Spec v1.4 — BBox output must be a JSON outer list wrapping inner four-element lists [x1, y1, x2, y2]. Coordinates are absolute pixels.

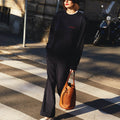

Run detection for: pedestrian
[[40, 0, 86, 120]]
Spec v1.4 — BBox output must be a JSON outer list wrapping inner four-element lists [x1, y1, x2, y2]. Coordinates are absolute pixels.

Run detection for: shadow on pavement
[[0, 31, 39, 47], [24, 46, 120, 79], [54, 96, 120, 120]]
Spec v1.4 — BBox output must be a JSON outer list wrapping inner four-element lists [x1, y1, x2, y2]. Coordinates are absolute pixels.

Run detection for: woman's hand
[[70, 69, 75, 79], [70, 69, 75, 73]]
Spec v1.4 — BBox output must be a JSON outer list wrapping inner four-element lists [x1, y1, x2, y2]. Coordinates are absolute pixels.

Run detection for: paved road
[[0, 31, 120, 119], [0, 54, 120, 120]]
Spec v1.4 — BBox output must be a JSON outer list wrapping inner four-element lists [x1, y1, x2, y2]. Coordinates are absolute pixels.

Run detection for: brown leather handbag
[[59, 70, 76, 110]]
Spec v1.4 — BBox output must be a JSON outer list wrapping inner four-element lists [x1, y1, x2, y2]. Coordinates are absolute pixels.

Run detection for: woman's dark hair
[[63, 0, 80, 5], [72, 0, 80, 5], [63, 0, 80, 10]]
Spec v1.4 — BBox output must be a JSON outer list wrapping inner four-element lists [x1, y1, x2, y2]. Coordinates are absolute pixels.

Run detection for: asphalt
[[0, 31, 120, 89]]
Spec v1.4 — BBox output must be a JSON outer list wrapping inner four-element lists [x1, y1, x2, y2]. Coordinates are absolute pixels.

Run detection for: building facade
[[0, 0, 119, 42], [0, 0, 24, 34]]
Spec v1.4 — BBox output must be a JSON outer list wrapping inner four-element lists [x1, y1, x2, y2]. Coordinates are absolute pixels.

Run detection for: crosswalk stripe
[[0, 103, 37, 120], [0, 57, 47, 79], [0, 72, 120, 120], [90, 75, 120, 90], [0, 57, 119, 104], [0, 72, 44, 101], [1, 62, 120, 117]]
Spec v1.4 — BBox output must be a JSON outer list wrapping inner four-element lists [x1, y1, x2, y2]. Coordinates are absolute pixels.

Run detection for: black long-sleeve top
[[46, 10, 86, 70]]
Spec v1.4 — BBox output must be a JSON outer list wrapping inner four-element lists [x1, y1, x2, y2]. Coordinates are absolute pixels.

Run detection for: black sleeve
[[70, 16, 87, 70], [47, 14, 58, 44], [46, 11, 62, 49]]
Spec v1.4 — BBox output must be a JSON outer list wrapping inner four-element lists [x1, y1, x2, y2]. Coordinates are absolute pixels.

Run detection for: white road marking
[[0, 58, 47, 79], [0, 72, 120, 120], [90, 75, 120, 90], [0, 103, 37, 120], [0, 57, 119, 104]]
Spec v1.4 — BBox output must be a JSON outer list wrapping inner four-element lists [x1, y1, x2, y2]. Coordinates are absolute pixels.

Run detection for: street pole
[[56, 0, 60, 13], [23, 0, 27, 47]]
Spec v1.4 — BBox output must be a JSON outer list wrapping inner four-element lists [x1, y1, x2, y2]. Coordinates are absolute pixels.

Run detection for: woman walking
[[40, 0, 86, 120]]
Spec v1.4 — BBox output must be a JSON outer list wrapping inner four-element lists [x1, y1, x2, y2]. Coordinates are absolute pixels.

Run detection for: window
[[0, 6, 10, 25]]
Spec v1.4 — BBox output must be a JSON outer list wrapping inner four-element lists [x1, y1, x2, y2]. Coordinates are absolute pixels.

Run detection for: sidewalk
[[0, 32, 120, 89]]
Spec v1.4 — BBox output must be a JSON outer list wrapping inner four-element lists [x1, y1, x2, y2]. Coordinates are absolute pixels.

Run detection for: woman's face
[[64, 0, 74, 9]]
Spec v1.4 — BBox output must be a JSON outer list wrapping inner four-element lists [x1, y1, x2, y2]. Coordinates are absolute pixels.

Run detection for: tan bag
[[59, 70, 76, 110]]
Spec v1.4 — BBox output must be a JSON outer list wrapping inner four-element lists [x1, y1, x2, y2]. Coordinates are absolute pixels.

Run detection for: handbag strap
[[65, 70, 75, 87]]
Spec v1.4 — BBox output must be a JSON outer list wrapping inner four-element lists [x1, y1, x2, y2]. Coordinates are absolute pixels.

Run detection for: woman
[[40, 0, 86, 120]]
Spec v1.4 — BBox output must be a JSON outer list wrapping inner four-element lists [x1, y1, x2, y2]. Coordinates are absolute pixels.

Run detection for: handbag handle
[[65, 70, 75, 87]]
